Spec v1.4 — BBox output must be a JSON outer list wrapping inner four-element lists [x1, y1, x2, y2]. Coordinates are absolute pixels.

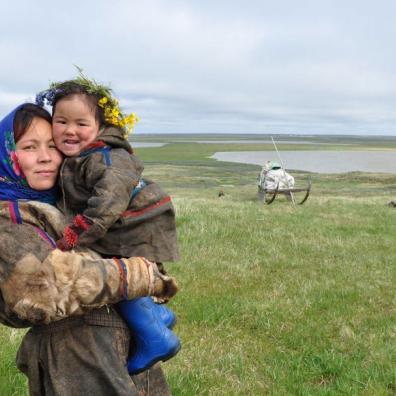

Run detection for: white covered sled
[[257, 161, 311, 205]]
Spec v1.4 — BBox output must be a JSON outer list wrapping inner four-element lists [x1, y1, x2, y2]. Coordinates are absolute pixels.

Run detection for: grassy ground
[[1, 138, 396, 395]]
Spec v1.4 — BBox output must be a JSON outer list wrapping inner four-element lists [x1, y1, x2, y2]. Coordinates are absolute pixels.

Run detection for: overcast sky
[[1, 1, 396, 135]]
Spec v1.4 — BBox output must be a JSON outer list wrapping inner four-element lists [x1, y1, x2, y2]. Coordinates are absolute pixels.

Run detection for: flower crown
[[36, 68, 138, 138]]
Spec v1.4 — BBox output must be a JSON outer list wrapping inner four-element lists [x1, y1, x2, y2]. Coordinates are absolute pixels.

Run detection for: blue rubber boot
[[131, 297, 176, 328], [153, 301, 177, 329], [117, 297, 181, 374]]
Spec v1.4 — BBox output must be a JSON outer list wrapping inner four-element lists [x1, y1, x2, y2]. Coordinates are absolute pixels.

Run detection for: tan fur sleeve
[[2, 250, 177, 324]]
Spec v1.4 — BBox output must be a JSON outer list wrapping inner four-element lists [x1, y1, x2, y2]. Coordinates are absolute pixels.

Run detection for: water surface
[[211, 150, 396, 173], [130, 142, 166, 148], [191, 140, 320, 144]]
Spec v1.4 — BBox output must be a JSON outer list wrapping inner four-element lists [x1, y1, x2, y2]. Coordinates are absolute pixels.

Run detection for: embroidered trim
[[121, 196, 171, 218], [79, 144, 112, 166], [8, 200, 22, 224], [119, 258, 129, 298], [113, 258, 129, 299], [32, 226, 57, 249], [131, 179, 147, 199], [81, 140, 107, 151], [102, 148, 112, 166], [7, 200, 56, 249], [142, 257, 155, 295]]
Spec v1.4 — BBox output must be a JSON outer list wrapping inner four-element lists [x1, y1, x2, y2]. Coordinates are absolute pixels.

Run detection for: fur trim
[[73, 214, 92, 231]]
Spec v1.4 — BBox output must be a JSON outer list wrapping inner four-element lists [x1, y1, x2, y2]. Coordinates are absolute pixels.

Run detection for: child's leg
[[117, 297, 181, 374]]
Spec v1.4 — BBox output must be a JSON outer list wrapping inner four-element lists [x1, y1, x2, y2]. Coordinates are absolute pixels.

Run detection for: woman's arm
[[0, 224, 177, 325], [2, 250, 177, 325]]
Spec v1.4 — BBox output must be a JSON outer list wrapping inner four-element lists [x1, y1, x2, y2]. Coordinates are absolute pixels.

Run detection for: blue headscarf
[[0, 104, 59, 204]]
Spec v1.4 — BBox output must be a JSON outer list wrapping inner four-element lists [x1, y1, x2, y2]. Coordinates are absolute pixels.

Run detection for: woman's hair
[[13, 104, 52, 143], [52, 82, 106, 127]]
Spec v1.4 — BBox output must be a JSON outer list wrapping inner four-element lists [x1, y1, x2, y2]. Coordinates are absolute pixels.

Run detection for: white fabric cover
[[258, 168, 295, 190]]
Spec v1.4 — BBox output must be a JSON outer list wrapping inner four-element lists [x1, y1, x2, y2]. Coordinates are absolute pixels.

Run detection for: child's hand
[[57, 215, 94, 250]]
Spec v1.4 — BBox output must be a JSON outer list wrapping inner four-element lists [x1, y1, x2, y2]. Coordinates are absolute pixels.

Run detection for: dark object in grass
[[218, 190, 225, 197], [388, 200, 396, 207]]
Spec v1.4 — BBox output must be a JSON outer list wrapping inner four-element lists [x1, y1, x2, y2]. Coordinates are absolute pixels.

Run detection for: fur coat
[[0, 200, 177, 325], [57, 127, 180, 262]]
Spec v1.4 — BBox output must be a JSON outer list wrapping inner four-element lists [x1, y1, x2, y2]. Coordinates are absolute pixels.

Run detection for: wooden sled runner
[[258, 178, 312, 205]]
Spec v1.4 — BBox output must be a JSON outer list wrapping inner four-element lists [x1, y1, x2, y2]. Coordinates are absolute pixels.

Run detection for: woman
[[0, 103, 174, 395]]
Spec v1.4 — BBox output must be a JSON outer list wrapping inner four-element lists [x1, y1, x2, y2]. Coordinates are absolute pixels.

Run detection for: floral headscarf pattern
[[0, 104, 59, 203]]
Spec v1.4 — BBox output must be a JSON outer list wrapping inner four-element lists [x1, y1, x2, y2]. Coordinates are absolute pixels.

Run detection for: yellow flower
[[98, 95, 138, 138], [98, 97, 108, 107]]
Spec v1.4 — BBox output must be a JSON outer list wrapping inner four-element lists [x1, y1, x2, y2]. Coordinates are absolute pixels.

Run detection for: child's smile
[[52, 95, 100, 156]]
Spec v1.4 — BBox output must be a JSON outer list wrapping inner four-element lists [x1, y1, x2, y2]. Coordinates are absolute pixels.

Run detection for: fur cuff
[[73, 214, 92, 231]]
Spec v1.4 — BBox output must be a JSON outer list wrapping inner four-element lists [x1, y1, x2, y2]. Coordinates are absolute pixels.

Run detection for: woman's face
[[15, 117, 62, 190]]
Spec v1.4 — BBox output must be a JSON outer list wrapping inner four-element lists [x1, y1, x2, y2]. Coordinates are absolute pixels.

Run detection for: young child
[[36, 72, 180, 374]]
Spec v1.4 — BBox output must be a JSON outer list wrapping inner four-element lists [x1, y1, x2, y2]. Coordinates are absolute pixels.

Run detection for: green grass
[[165, 194, 396, 395], [0, 328, 27, 396], [1, 137, 396, 395]]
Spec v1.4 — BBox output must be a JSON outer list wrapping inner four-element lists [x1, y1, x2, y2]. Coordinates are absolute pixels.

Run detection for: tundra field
[[1, 135, 396, 395]]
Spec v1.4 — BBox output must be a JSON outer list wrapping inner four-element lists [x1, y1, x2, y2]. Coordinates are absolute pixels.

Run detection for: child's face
[[52, 95, 100, 156]]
